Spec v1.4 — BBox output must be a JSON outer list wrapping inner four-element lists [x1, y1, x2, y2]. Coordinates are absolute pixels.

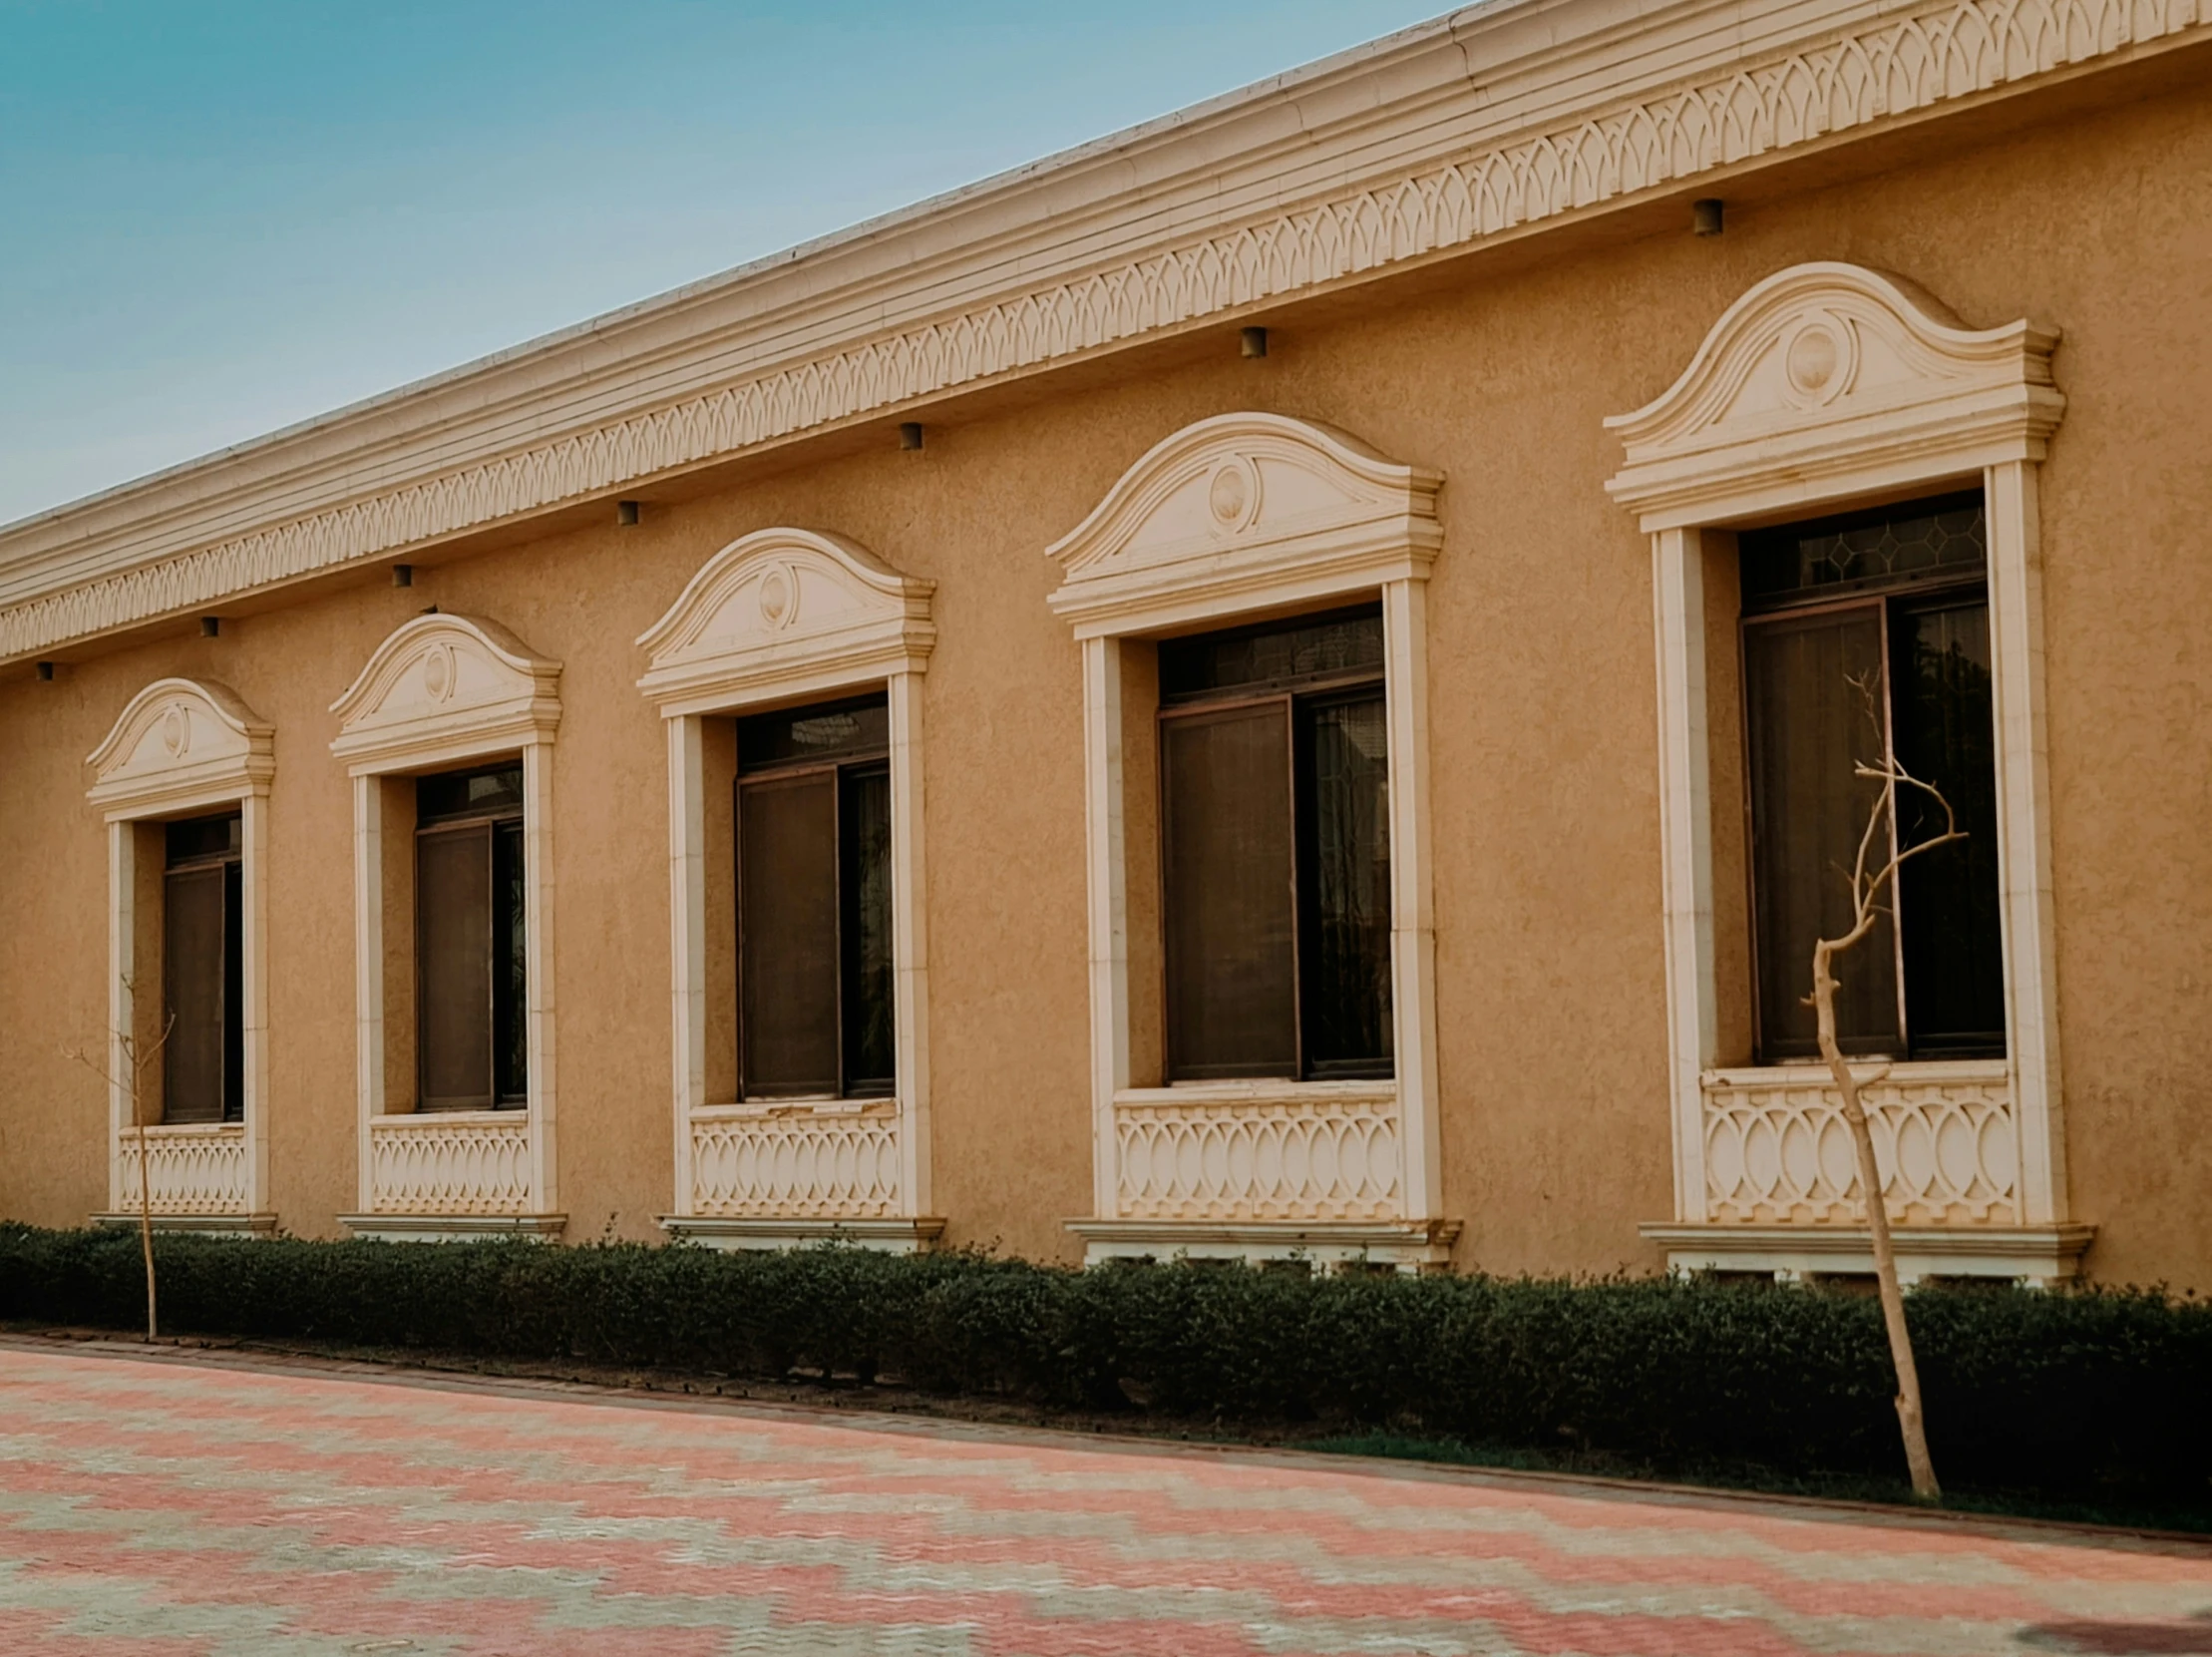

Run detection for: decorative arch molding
[[1607, 261, 2064, 529], [86, 677, 276, 1230], [641, 529, 939, 1253], [1050, 413, 1454, 1269], [1605, 262, 2084, 1283], [330, 613, 561, 772], [89, 677, 274, 818], [637, 527, 934, 715], [1046, 411, 1442, 637], [331, 613, 564, 1241]]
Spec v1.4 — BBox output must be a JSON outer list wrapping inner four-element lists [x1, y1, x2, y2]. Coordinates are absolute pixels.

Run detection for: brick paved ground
[[1, 1340, 2208, 1656]]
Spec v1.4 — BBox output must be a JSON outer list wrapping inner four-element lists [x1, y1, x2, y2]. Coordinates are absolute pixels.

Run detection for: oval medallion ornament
[[161, 704, 190, 758], [1206, 457, 1262, 535], [1781, 316, 1854, 408], [759, 568, 794, 629], [422, 643, 453, 701]]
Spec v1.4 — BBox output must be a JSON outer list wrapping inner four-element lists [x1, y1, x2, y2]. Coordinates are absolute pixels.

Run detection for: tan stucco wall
[[3, 75, 2207, 1285]]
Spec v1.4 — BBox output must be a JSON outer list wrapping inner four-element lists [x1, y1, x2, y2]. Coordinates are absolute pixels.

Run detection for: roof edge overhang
[[5, 0, 2204, 664]]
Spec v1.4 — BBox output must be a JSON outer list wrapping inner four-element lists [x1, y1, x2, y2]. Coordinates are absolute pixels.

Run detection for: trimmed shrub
[[3, 1222, 2206, 1506]]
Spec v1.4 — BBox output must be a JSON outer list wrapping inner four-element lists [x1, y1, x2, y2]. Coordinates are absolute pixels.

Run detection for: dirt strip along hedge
[[4, 1223, 2207, 1504]]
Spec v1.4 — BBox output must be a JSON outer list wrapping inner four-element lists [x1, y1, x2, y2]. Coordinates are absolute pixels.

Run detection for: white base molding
[[1067, 1218, 1460, 1272], [92, 1211, 277, 1238], [1641, 1222, 2095, 1286], [658, 1215, 944, 1253], [338, 1212, 567, 1243]]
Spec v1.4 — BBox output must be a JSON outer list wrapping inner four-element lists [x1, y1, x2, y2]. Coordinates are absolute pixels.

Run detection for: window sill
[[371, 1108, 532, 1127], [1118, 1077, 1396, 1109], [1702, 1058, 2008, 1089], [695, 1097, 899, 1120]]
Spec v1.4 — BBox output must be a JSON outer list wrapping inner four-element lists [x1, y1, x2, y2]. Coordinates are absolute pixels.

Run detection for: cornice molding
[[4, 0, 2200, 662], [330, 613, 561, 774], [87, 676, 275, 819], [637, 526, 934, 716]]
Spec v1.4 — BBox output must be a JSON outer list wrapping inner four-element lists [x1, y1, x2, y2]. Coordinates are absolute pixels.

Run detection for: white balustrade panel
[[1702, 1065, 2019, 1226], [690, 1103, 903, 1218], [116, 1123, 248, 1214], [1115, 1087, 1402, 1222], [369, 1112, 533, 1215]]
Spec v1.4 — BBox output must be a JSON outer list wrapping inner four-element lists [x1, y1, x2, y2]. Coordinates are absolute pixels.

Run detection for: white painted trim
[[1652, 527, 1716, 1223], [1607, 262, 2076, 1257], [666, 713, 706, 1219], [338, 1213, 566, 1243], [1080, 633, 1129, 1224], [1067, 1218, 1460, 1272], [8, 0, 2201, 664], [638, 526, 935, 1232], [1050, 412, 1447, 1262], [658, 1215, 945, 1254], [334, 613, 563, 1231], [88, 678, 275, 1222], [1641, 1222, 2093, 1287]]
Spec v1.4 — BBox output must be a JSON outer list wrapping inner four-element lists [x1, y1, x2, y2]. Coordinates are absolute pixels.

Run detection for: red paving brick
[[1, 1340, 2207, 1655]]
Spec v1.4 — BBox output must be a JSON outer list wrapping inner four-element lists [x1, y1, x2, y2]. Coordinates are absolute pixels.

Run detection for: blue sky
[[0, 2, 1442, 527]]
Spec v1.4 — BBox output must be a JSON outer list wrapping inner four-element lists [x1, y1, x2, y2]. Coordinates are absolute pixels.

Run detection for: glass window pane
[[740, 772, 841, 1096], [165, 811, 240, 865], [1740, 493, 1986, 610], [1744, 609, 1902, 1059], [1160, 608, 1383, 702], [162, 865, 228, 1124], [1163, 702, 1297, 1078], [417, 824, 493, 1109], [840, 763, 897, 1094], [1893, 600, 2007, 1055], [738, 694, 889, 773], [1299, 694, 1394, 1074], [417, 763, 523, 823], [492, 821, 529, 1104]]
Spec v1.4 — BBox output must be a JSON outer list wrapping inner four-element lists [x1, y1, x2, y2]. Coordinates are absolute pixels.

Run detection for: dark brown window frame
[[161, 810, 243, 1125], [414, 762, 528, 1112], [733, 694, 896, 1101], [1736, 493, 2006, 1065], [1156, 607, 1394, 1084]]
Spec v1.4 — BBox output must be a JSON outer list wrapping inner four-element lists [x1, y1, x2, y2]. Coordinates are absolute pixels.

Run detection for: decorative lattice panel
[[369, 1114, 533, 1215], [690, 1105, 903, 1219], [117, 1123, 249, 1215], [1702, 1069, 2019, 1225], [1115, 1090, 1402, 1222]]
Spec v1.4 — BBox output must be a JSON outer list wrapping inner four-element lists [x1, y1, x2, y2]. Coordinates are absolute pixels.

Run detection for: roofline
[[4, 0, 2200, 661]]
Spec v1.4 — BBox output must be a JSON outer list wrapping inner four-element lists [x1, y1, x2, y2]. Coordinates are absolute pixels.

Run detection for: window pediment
[[88, 677, 274, 817], [636, 528, 934, 715], [330, 614, 561, 771], [1046, 412, 1442, 637], [1606, 262, 2063, 530]]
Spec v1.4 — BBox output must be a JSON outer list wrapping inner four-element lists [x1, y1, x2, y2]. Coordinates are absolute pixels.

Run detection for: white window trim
[[1045, 411, 1455, 1270], [1606, 260, 2086, 1283], [85, 678, 276, 1231], [637, 526, 939, 1252], [327, 613, 563, 1239]]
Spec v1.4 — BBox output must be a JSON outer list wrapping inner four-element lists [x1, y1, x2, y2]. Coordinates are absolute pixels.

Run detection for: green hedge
[[4, 1223, 2207, 1507]]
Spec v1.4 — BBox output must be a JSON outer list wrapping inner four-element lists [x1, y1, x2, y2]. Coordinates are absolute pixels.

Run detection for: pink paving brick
[[1, 1340, 2208, 1656]]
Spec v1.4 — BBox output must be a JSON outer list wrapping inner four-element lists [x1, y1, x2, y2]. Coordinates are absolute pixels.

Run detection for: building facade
[[3, 0, 2207, 1288]]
